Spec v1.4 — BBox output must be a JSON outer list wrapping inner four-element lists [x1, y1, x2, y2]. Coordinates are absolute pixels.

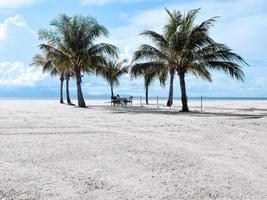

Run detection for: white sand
[[0, 99, 266, 200]]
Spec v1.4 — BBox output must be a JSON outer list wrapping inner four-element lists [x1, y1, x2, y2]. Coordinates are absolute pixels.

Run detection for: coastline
[[1, 97, 267, 100]]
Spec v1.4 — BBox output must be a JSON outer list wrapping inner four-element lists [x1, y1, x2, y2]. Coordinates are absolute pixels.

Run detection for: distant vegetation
[[33, 9, 247, 111]]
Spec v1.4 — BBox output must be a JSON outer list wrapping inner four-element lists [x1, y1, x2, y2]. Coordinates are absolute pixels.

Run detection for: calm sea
[[0, 97, 267, 101]]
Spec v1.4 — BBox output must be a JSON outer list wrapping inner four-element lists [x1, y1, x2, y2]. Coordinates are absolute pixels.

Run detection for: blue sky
[[0, 0, 266, 98]]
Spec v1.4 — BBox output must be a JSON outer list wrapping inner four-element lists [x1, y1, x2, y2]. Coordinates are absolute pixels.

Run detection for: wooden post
[[201, 96, 203, 112]]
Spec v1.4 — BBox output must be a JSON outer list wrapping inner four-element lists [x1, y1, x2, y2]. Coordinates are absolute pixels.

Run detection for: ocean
[[0, 97, 267, 101]]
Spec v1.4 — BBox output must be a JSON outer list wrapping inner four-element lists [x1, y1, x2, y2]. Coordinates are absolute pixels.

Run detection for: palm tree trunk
[[145, 84, 149, 105], [167, 70, 175, 107], [60, 74, 64, 104], [75, 70, 86, 108], [178, 72, 189, 112], [66, 74, 72, 105], [110, 83, 114, 97]]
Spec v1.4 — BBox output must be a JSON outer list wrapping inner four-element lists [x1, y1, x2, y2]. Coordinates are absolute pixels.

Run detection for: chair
[[125, 96, 133, 106], [111, 96, 121, 106]]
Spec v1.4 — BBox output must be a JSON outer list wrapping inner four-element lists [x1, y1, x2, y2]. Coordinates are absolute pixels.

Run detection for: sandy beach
[[0, 100, 266, 200]]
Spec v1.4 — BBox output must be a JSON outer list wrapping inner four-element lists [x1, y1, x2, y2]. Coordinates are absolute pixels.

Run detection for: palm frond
[[188, 63, 212, 82], [141, 30, 168, 49], [205, 61, 245, 81], [98, 59, 128, 87], [131, 62, 166, 77], [132, 44, 168, 62], [88, 43, 118, 58], [164, 8, 182, 40]]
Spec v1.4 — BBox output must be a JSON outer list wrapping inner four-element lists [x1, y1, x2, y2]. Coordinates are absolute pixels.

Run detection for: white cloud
[[81, 0, 146, 6], [105, 0, 267, 64], [0, 61, 45, 86], [104, 0, 267, 96], [0, 0, 38, 8], [0, 15, 27, 41], [108, 0, 267, 62]]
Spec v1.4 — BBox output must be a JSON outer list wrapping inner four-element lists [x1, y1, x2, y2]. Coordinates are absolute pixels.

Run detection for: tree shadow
[[92, 105, 266, 119], [237, 108, 267, 112]]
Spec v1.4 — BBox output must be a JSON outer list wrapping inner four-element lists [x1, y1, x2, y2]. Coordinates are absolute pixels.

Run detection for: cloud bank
[[0, 61, 44, 87], [0, 15, 27, 41], [0, 0, 39, 8], [109, 0, 267, 62], [80, 0, 147, 6]]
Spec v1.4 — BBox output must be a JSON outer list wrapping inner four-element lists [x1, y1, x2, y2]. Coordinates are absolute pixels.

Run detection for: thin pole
[[201, 96, 203, 112]]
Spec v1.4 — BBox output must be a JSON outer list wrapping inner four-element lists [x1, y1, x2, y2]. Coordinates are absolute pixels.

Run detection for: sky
[[0, 0, 266, 98]]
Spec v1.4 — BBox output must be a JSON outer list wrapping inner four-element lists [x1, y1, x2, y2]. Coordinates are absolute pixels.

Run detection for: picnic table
[[111, 96, 133, 106]]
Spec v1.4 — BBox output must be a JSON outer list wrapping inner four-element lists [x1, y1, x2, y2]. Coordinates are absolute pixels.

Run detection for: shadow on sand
[[86, 104, 267, 120]]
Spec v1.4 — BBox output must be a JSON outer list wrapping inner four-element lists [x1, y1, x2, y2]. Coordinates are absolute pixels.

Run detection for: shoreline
[[1, 97, 267, 101]]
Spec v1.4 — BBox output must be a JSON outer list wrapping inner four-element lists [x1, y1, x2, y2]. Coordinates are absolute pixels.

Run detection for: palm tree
[[32, 53, 67, 104], [38, 14, 118, 107], [132, 9, 247, 112], [98, 59, 128, 97], [131, 65, 167, 105], [132, 42, 174, 107], [166, 69, 175, 107], [65, 71, 74, 105]]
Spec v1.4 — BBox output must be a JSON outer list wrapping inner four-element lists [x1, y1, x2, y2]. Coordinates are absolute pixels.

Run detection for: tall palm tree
[[132, 42, 174, 107], [166, 69, 175, 107], [32, 53, 67, 104], [131, 65, 167, 105], [98, 60, 128, 97], [132, 9, 247, 112], [65, 71, 74, 105], [38, 14, 118, 107]]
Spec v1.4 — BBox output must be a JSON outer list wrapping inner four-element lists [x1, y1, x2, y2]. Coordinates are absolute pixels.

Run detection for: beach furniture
[[125, 96, 133, 106], [111, 96, 121, 106], [111, 96, 133, 106]]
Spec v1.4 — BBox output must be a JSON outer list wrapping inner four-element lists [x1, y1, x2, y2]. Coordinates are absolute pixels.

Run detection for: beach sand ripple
[[0, 100, 266, 200]]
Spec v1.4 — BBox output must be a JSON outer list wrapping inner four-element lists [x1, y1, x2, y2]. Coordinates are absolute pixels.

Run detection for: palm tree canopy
[[132, 8, 248, 82], [32, 54, 57, 76], [99, 59, 128, 87], [37, 14, 118, 74], [31, 40, 71, 77], [32, 50, 68, 78], [131, 62, 167, 87]]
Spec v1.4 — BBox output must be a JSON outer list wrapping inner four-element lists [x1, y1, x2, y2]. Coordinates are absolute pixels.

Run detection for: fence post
[[201, 96, 203, 112]]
